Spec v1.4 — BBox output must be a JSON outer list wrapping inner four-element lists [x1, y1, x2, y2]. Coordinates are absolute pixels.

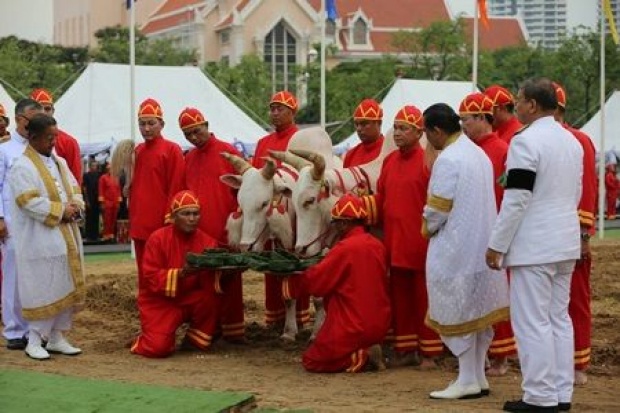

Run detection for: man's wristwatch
[[580, 232, 591, 241]]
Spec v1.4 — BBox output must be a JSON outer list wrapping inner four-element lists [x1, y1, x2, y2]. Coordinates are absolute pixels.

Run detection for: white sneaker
[[46, 337, 82, 356], [25, 343, 51, 360], [429, 381, 482, 400]]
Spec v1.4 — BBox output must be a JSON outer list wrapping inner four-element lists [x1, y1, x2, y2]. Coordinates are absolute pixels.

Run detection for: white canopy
[[335, 78, 478, 153], [581, 91, 620, 153], [55, 63, 267, 154], [0, 83, 16, 121]]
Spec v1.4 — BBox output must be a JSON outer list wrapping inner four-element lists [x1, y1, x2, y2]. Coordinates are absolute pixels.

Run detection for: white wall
[[0, 0, 54, 43]]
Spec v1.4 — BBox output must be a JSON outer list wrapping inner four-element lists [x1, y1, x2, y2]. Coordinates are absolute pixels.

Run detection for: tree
[[91, 26, 196, 66]]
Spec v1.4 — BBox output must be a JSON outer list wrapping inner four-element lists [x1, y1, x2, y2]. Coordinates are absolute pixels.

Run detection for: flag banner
[[326, 0, 338, 22], [604, 0, 619, 45], [478, 0, 490, 28]]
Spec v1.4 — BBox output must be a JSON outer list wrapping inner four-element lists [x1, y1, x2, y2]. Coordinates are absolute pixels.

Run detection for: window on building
[[221, 56, 230, 66], [353, 18, 367, 45], [264, 20, 297, 94], [221, 30, 230, 45], [326, 19, 336, 36]]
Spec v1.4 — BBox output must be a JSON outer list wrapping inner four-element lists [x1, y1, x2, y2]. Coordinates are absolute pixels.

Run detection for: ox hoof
[[280, 332, 296, 342]]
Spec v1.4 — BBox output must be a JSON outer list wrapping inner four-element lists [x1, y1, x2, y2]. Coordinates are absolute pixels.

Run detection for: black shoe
[[6, 336, 28, 350], [558, 403, 571, 411], [503, 399, 559, 412]]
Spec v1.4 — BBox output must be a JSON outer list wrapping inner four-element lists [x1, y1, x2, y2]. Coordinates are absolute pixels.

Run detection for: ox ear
[[220, 174, 243, 189]]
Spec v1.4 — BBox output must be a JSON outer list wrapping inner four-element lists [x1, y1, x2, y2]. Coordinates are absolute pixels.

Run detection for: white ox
[[220, 127, 338, 341]]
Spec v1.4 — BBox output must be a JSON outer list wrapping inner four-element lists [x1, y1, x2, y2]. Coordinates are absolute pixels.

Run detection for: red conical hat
[[394, 105, 424, 129], [552, 82, 567, 108], [30, 88, 54, 105], [459, 93, 494, 116], [270, 91, 298, 112], [484, 85, 515, 107], [139, 98, 163, 119], [331, 194, 368, 220], [178, 107, 207, 130], [353, 99, 383, 120], [170, 190, 201, 215]]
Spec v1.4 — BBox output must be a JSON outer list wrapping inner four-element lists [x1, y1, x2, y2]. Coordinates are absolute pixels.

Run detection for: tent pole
[[598, 0, 606, 239]]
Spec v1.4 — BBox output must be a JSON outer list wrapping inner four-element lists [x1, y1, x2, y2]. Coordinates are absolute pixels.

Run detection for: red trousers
[[569, 257, 591, 370], [489, 269, 517, 359], [606, 192, 618, 218], [131, 289, 220, 358], [133, 238, 146, 288], [101, 205, 119, 239], [304, 347, 369, 373], [264, 273, 310, 326], [389, 267, 443, 357], [216, 270, 245, 340]]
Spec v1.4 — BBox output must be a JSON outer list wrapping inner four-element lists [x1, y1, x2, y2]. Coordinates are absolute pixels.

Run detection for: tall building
[[597, 0, 620, 38], [489, 0, 597, 49]]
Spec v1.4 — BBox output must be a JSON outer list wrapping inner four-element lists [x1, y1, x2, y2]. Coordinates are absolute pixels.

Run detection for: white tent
[[334, 78, 478, 153], [0, 83, 16, 121], [55, 63, 267, 154], [581, 91, 620, 153]]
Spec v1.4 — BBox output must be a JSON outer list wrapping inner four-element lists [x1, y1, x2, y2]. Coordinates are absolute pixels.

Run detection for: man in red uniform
[[553, 83, 598, 386], [484, 85, 523, 146], [301, 194, 391, 373], [98, 163, 121, 242], [252, 91, 309, 327], [180, 107, 245, 342], [343, 99, 385, 167], [459, 93, 516, 376], [605, 165, 618, 220], [130, 98, 185, 285], [131, 190, 220, 358], [29, 88, 82, 185], [362, 105, 443, 368]]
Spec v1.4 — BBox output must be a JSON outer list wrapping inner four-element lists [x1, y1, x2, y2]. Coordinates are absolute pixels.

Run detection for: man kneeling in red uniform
[[301, 194, 391, 373], [131, 190, 220, 358]]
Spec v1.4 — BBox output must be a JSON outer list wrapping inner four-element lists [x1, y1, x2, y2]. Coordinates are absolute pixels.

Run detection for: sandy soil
[[2, 241, 620, 412]]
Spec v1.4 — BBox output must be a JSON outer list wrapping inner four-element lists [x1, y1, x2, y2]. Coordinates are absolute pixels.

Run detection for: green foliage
[[204, 54, 272, 126], [91, 25, 196, 66]]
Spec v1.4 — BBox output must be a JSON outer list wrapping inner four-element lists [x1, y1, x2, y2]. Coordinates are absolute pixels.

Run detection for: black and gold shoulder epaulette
[[512, 124, 530, 137]]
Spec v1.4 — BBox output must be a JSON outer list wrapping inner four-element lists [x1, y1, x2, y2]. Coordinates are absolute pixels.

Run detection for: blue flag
[[326, 0, 338, 21], [126, 0, 137, 9]]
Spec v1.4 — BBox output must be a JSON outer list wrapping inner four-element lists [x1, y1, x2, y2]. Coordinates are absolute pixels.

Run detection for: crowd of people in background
[[0, 76, 619, 413]]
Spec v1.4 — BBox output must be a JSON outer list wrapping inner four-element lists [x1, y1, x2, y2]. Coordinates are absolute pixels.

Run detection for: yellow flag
[[604, 0, 619, 44]]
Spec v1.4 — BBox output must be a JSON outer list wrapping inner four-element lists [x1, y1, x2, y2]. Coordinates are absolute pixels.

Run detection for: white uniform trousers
[[442, 328, 493, 387], [1, 240, 28, 340], [511, 261, 575, 407], [29, 307, 73, 340]]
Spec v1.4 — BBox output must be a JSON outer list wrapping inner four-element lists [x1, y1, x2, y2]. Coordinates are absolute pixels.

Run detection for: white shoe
[[46, 337, 82, 355], [25, 343, 51, 360], [429, 381, 482, 400]]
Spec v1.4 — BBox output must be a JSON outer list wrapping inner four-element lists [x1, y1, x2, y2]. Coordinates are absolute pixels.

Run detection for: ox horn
[[221, 152, 251, 175], [290, 149, 325, 180], [261, 157, 277, 180], [269, 150, 310, 171]]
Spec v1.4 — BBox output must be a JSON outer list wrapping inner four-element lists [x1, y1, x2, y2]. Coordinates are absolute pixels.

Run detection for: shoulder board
[[512, 124, 530, 137], [0, 135, 10, 144]]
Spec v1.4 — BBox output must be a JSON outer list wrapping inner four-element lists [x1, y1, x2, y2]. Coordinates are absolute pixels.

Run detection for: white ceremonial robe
[[8, 145, 85, 321], [0, 130, 29, 340], [423, 134, 509, 336], [488, 115, 583, 407]]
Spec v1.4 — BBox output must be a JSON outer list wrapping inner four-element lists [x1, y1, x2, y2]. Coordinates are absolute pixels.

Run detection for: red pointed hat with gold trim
[[484, 85, 515, 107], [394, 105, 423, 129], [270, 91, 298, 112], [459, 93, 494, 116], [170, 190, 201, 215], [552, 82, 567, 108], [30, 88, 54, 105], [139, 98, 164, 119], [331, 194, 368, 220], [178, 107, 207, 130], [353, 99, 383, 120]]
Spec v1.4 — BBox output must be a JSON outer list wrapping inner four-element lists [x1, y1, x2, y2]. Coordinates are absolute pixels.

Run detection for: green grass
[[84, 252, 133, 263], [593, 229, 620, 240]]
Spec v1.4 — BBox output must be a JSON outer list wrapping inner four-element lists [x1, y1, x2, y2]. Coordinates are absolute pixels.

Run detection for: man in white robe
[[487, 78, 583, 412], [422, 103, 510, 400], [8, 113, 85, 360], [0, 99, 43, 350]]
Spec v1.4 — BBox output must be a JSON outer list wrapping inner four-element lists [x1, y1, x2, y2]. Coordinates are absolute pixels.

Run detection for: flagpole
[[472, 0, 479, 92], [130, 0, 136, 143], [320, 0, 326, 129], [598, 0, 606, 238]]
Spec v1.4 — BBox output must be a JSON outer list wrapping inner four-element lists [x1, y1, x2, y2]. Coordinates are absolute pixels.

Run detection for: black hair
[[483, 114, 494, 125], [15, 98, 42, 116], [423, 103, 461, 135], [26, 113, 57, 139], [520, 78, 558, 111]]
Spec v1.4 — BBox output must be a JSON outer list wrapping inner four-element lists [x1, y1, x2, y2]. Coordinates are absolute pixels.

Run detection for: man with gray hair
[[0, 98, 43, 350], [487, 78, 583, 412]]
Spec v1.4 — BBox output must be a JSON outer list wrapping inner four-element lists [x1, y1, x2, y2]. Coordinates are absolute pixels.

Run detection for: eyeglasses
[[17, 114, 31, 122]]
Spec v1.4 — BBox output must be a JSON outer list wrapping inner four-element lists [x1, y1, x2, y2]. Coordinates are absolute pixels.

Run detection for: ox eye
[[260, 201, 269, 210], [303, 197, 316, 208]]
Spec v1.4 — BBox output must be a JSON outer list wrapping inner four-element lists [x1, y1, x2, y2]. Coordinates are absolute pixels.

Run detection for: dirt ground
[[3, 241, 620, 412]]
